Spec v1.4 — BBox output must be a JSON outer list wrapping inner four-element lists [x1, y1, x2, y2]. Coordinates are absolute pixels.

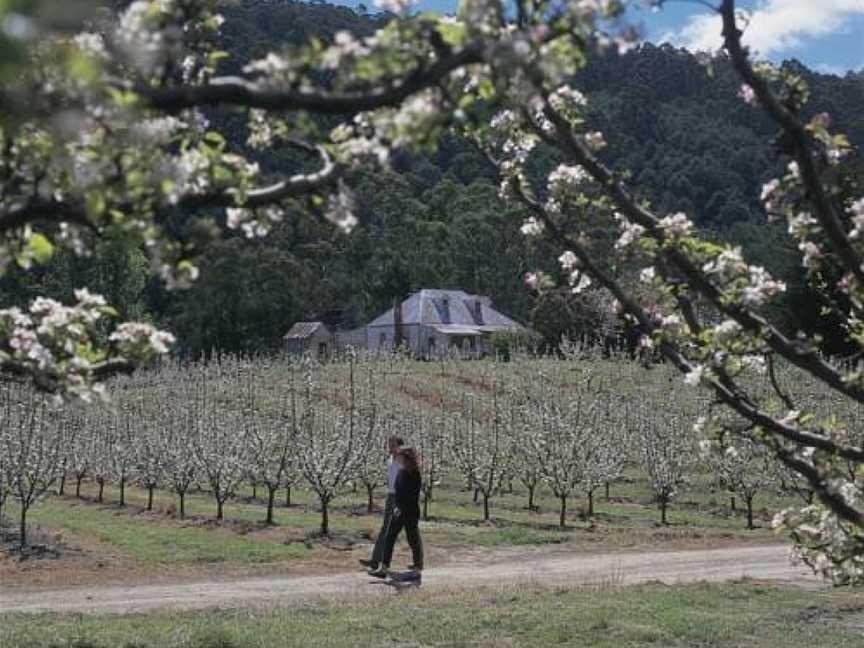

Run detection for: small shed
[[283, 321, 333, 359]]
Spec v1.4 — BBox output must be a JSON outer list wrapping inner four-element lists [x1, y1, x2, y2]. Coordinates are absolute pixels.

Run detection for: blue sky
[[331, 1, 864, 74]]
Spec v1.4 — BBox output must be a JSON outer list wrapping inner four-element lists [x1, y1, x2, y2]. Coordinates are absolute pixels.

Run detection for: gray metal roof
[[367, 289, 523, 331], [284, 321, 328, 340]]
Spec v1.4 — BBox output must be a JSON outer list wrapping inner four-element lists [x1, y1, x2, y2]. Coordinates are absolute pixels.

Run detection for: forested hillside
[[2, 1, 861, 354]]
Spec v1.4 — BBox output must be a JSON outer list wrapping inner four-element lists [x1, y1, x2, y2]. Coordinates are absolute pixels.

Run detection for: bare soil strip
[[0, 544, 820, 616]]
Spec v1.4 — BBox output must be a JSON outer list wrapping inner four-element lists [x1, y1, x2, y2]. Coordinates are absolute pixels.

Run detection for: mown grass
[[1, 459, 792, 572], [2, 582, 863, 647]]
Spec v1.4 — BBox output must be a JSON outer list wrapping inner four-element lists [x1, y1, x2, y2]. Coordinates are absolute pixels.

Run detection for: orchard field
[[0, 347, 840, 587]]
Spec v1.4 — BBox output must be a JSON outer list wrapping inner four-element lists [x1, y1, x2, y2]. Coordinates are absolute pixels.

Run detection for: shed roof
[[284, 321, 329, 340]]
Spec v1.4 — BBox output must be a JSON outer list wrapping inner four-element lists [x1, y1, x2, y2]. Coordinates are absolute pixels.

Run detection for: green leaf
[[27, 232, 54, 264]]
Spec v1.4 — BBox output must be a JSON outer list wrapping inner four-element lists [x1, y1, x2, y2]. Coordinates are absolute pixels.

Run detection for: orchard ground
[[0, 357, 840, 646]]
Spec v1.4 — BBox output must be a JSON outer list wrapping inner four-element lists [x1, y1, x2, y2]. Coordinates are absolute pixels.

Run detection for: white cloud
[[665, 0, 864, 58]]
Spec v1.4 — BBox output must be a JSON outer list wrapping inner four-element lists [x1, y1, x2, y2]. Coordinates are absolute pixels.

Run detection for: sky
[[330, 0, 864, 75]]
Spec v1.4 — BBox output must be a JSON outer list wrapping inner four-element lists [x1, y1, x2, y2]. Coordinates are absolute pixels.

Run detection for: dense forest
[[2, 1, 862, 355]]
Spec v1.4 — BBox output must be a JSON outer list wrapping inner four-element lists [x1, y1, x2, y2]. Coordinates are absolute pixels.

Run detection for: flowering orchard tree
[[295, 358, 367, 536], [634, 409, 693, 525], [700, 431, 775, 529], [582, 396, 629, 517], [0, 387, 65, 549], [2, 0, 863, 578], [452, 380, 511, 522]]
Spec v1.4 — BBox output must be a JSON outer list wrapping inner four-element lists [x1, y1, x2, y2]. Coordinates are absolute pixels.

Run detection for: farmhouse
[[364, 289, 524, 356]]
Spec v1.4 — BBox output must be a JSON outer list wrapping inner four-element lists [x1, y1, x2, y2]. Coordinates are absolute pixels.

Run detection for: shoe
[[368, 567, 389, 579], [358, 559, 378, 569]]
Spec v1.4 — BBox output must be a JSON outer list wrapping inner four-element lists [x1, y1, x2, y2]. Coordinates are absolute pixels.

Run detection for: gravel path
[[0, 544, 820, 616]]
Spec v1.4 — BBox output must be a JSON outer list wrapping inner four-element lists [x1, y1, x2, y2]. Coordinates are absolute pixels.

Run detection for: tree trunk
[[266, 486, 277, 525], [746, 495, 754, 530], [252, 482, 257, 500], [119, 477, 126, 507], [473, 487, 480, 503], [660, 498, 668, 525], [19, 505, 28, 551], [605, 482, 610, 500], [75, 475, 83, 499], [527, 485, 535, 511], [366, 485, 375, 513], [179, 491, 186, 519], [587, 489, 594, 517], [285, 485, 292, 508], [482, 492, 490, 521], [422, 495, 429, 521], [58, 473, 66, 496], [97, 479, 104, 503], [320, 498, 330, 536], [730, 495, 736, 512], [216, 498, 224, 521], [147, 485, 154, 511], [559, 495, 567, 529]]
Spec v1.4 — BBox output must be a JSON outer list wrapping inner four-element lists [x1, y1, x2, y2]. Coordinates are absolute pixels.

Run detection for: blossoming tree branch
[[0, 0, 862, 579]]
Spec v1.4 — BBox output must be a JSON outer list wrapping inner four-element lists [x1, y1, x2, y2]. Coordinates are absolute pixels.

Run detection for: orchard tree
[[635, 409, 693, 525], [1, 0, 862, 581], [0, 388, 65, 549]]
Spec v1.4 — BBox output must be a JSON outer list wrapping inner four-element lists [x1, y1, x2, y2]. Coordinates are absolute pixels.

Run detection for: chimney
[[393, 296, 404, 349], [441, 296, 450, 324], [473, 299, 484, 325]]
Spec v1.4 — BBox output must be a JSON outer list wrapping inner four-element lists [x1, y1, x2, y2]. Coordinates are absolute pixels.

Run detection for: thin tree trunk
[[473, 487, 479, 504], [527, 485, 535, 511], [75, 476, 83, 499], [422, 494, 429, 521], [660, 498, 668, 525], [746, 495, 754, 530], [730, 495, 736, 512], [179, 491, 186, 519], [559, 495, 567, 529], [482, 492, 490, 521], [216, 498, 224, 521], [587, 489, 594, 517], [119, 478, 126, 507], [366, 485, 374, 513], [320, 498, 330, 536], [266, 486, 277, 525], [252, 482, 257, 500], [147, 485, 154, 511], [285, 485, 292, 507], [58, 473, 66, 497], [19, 505, 28, 551], [97, 479, 104, 503], [605, 482, 610, 500]]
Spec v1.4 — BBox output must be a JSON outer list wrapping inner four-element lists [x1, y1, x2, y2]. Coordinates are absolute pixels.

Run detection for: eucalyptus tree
[[0, 388, 66, 549]]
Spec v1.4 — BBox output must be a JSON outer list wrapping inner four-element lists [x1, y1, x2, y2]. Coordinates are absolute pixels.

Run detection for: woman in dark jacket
[[369, 447, 424, 581]]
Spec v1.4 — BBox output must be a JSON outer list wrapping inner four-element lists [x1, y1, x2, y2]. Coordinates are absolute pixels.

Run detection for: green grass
[[3, 461, 789, 572], [2, 582, 862, 647]]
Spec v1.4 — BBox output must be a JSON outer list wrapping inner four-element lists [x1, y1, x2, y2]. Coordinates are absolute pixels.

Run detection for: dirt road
[[0, 544, 820, 616]]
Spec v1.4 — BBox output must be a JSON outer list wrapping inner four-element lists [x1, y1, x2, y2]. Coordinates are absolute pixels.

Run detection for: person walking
[[369, 447, 424, 582], [359, 435, 404, 571]]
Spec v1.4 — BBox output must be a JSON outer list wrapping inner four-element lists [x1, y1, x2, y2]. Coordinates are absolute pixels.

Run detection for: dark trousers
[[371, 494, 395, 564], [381, 513, 423, 571]]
